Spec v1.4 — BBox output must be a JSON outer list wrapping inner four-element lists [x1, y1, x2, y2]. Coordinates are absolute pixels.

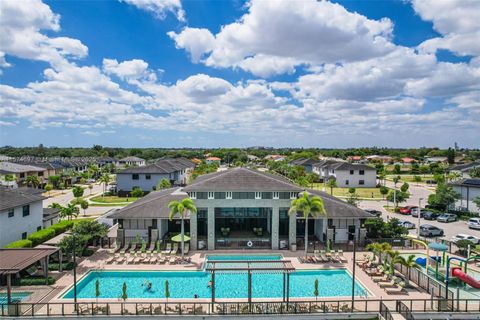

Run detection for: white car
[[400, 221, 416, 229], [450, 234, 480, 244], [468, 218, 480, 230]]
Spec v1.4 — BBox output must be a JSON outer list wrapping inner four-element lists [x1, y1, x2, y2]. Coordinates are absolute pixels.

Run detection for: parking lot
[[358, 182, 480, 242]]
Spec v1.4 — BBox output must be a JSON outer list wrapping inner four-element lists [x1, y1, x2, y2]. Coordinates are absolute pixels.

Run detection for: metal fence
[[398, 301, 413, 320], [379, 301, 393, 320], [2, 299, 480, 317]]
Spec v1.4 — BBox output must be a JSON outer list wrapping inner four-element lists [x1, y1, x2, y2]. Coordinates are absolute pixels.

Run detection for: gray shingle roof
[[329, 162, 376, 171], [0, 188, 45, 211], [451, 178, 480, 188], [449, 161, 480, 172], [109, 188, 186, 219], [117, 158, 195, 174], [290, 158, 320, 166], [306, 189, 373, 218], [184, 167, 303, 192], [0, 162, 45, 174], [118, 156, 145, 162]]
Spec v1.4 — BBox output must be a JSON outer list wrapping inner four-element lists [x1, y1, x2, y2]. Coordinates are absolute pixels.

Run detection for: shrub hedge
[[4, 239, 33, 248], [17, 276, 55, 286], [27, 228, 56, 246], [48, 262, 75, 271], [50, 220, 75, 235]]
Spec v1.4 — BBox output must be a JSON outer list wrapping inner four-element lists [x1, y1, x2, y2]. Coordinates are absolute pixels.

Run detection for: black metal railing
[[398, 301, 413, 320], [379, 301, 393, 320], [1, 299, 479, 317]]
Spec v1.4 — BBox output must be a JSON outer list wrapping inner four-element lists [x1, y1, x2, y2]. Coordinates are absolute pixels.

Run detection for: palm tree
[[25, 175, 40, 188], [99, 174, 111, 197], [366, 242, 392, 264], [387, 250, 402, 276], [289, 192, 326, 257], [326, 178, 337, 195], [397, 254, 420, 287], [60, 203, 79, 220], [168, 198, 197, 257]]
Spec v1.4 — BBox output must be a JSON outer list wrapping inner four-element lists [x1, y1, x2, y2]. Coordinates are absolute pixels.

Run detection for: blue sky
[[1, 0, 479, 148]]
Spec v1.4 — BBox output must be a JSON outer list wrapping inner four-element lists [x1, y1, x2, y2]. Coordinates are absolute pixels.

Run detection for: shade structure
[[171, 234, 191, 242], [428, 242, 448, 252]]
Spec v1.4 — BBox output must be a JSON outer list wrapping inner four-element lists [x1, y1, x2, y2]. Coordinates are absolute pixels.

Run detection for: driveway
[[358, 182, 479, 241]]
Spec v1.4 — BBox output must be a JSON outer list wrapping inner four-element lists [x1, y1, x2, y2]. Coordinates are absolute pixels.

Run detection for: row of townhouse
[[116, 158, 196, 194], [290, 158, 377, 188]]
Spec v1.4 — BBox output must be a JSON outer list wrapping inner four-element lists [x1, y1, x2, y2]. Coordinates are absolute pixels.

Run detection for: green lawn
[[90, 195, 140, 203], [311, 184, 390, 198], [386, 174, 434, 183], [89, 203, 129, 207]]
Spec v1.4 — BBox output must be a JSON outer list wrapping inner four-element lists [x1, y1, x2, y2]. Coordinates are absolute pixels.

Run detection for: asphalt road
[[358, 181, 480, 242], [43, 183, 121, 217]]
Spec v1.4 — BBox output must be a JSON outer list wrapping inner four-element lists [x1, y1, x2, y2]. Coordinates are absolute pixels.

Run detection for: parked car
[[419, 224, 444, 237], [450, 234, 480, 244], [365, 209, 382, 217], [468, 218, 480, 230], [86, 178, 96, 183], [411, 208, 429, 218], [437, 214, 457, 223], [399, 221, 416, 229], [423, 211, 441, 220], [399, 206, 418, 215]]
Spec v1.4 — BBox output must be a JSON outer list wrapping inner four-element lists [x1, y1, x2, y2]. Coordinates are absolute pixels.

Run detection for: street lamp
[[348, 231, 357, 310], [66, 232, 78, 310], [417, 198, 423, 238]]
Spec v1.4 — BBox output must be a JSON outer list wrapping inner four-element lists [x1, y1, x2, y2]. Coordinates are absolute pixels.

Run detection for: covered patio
[[0, 247, 59, 305]]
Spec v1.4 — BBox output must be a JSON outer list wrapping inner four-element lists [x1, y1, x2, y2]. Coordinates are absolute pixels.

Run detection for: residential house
[[110, 167, 371, 251], [264, 154, 286, 162], [313, 161, 376, 188], [289, 158, 320, 173], [425, 156, 449, 164], [451, 179, 480, 214], [0, 188, 45, 248], [116, 158, 195, 194], [205, 157, 221, 165], [448, 161, 480, 179], [0, 162, 47, 187], [43, 207, 60, 228], [116, 156, 146, 168], [400, 157, 416, 165], [365, 155, 393, 164]]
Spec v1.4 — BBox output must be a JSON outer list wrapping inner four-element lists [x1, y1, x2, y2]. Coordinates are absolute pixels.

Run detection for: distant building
[[400, 157, 416, 164], [313, 161, 376, 188], [116, 158, 195, 194], [346, 156, 365, 163], [264, 154, 286, 162], [205, 157, 221, 165], [448, 161, 480, 179], [191, 158, 202, 165], [116, 156, 146, 168], [43, 207, 60, 228], [0, 188, 45, 247], [450, 179, 480, 214], [424, 156, 448, 164], [289, 158, 320, 173], [365, 155, 393, 164], [0, 162, 46, 187]]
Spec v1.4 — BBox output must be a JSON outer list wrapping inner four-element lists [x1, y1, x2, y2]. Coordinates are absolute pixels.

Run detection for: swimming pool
[[62, 269, 369, 300], [0, 292, 31, 310]]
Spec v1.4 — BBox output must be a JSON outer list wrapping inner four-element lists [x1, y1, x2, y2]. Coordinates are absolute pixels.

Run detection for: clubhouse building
[[110, 168, 372, 251]]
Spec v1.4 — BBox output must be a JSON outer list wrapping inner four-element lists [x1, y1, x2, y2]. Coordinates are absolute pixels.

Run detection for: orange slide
[[452, 268, 480, 289]]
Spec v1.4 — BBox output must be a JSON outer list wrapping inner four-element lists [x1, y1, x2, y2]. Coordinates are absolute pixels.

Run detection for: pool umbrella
[[428, 243, 448, 279], [171, 234, 191, 242]]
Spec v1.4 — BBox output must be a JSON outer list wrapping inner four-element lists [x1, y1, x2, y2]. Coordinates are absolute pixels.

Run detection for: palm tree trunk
[[181, 214, 185, 258], [304, 216, 309, 258]]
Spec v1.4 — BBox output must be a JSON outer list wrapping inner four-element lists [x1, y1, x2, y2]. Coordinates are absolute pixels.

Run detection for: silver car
[[468, 218, 480, 230], [419, 224, 444, 237], [437, 214, 457, 223]]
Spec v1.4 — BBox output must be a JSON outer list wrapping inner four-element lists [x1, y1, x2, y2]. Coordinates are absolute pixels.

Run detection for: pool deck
[[40, 249, 434, 304]]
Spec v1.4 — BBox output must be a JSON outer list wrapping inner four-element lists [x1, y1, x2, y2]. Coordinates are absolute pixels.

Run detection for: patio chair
[[116, 253, 126, 264], [157, 253, 166, 264], [119, 242, 130, 254], [105, 253, 116, 264], [337, 250, 348, 263], [171, 243, 179, 255], [385, 285, 407, 295], [184, 243, 190, 255], [162, 243, 172, 255], [378, 279, 396, 288], [146, 242, 155, 253], [126, 254, 135, 264], [128, 243, 138, 253], [372, 275, 389, 282], [149, 254, 157, 264]]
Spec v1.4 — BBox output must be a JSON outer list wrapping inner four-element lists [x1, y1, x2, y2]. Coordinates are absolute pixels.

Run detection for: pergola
[[205, 260, 295, 304], [0, 247, 59, 304]]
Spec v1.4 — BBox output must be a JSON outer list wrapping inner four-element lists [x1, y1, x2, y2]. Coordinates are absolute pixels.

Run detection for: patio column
[[271, 206, 279, 250], [190, 211, 198, 250], [6, 273, 12, 304], [59, 249, 63, 272], [289, 213, 296, 250], [207, 206, 215, 250], [44, 256, 49, 285]]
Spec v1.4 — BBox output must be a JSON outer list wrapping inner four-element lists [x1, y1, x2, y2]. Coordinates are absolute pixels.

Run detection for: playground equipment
[[406, 236, 430, 273], [445, 255, 480, 298]]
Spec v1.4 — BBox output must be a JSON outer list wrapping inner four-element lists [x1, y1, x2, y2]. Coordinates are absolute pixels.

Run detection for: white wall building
[[451, 179, 480, 214], [313, 161, 376, 188], [0, 188, 45, 248], [116, 156, 146, 168]]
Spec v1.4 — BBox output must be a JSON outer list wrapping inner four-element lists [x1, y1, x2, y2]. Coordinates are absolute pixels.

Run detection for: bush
[[4, 239, 33, 248], [82, 248, 96, 257], [50, 220, 75, 235], [130, 187, 144, 198], [17, 276, 55, 286], [27, 228, 56, 246], [48, 262, 75, 271]]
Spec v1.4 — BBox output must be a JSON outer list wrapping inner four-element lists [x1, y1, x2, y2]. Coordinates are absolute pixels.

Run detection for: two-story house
[[0, 162, 47, 187], [116, 158, 195, 194], [0, 188, 45, 247], [116, 156, 146, 168], [110, 167, 371, 252], [313, 161, 376, 188], [451, 179, 480, 214], [289, 158, 321, 173]]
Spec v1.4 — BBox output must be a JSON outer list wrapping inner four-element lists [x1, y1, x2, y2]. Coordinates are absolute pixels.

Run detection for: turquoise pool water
[[207, 254, 282, 261], [63, 269, 369, 299], [0, 292, 31, 310]]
